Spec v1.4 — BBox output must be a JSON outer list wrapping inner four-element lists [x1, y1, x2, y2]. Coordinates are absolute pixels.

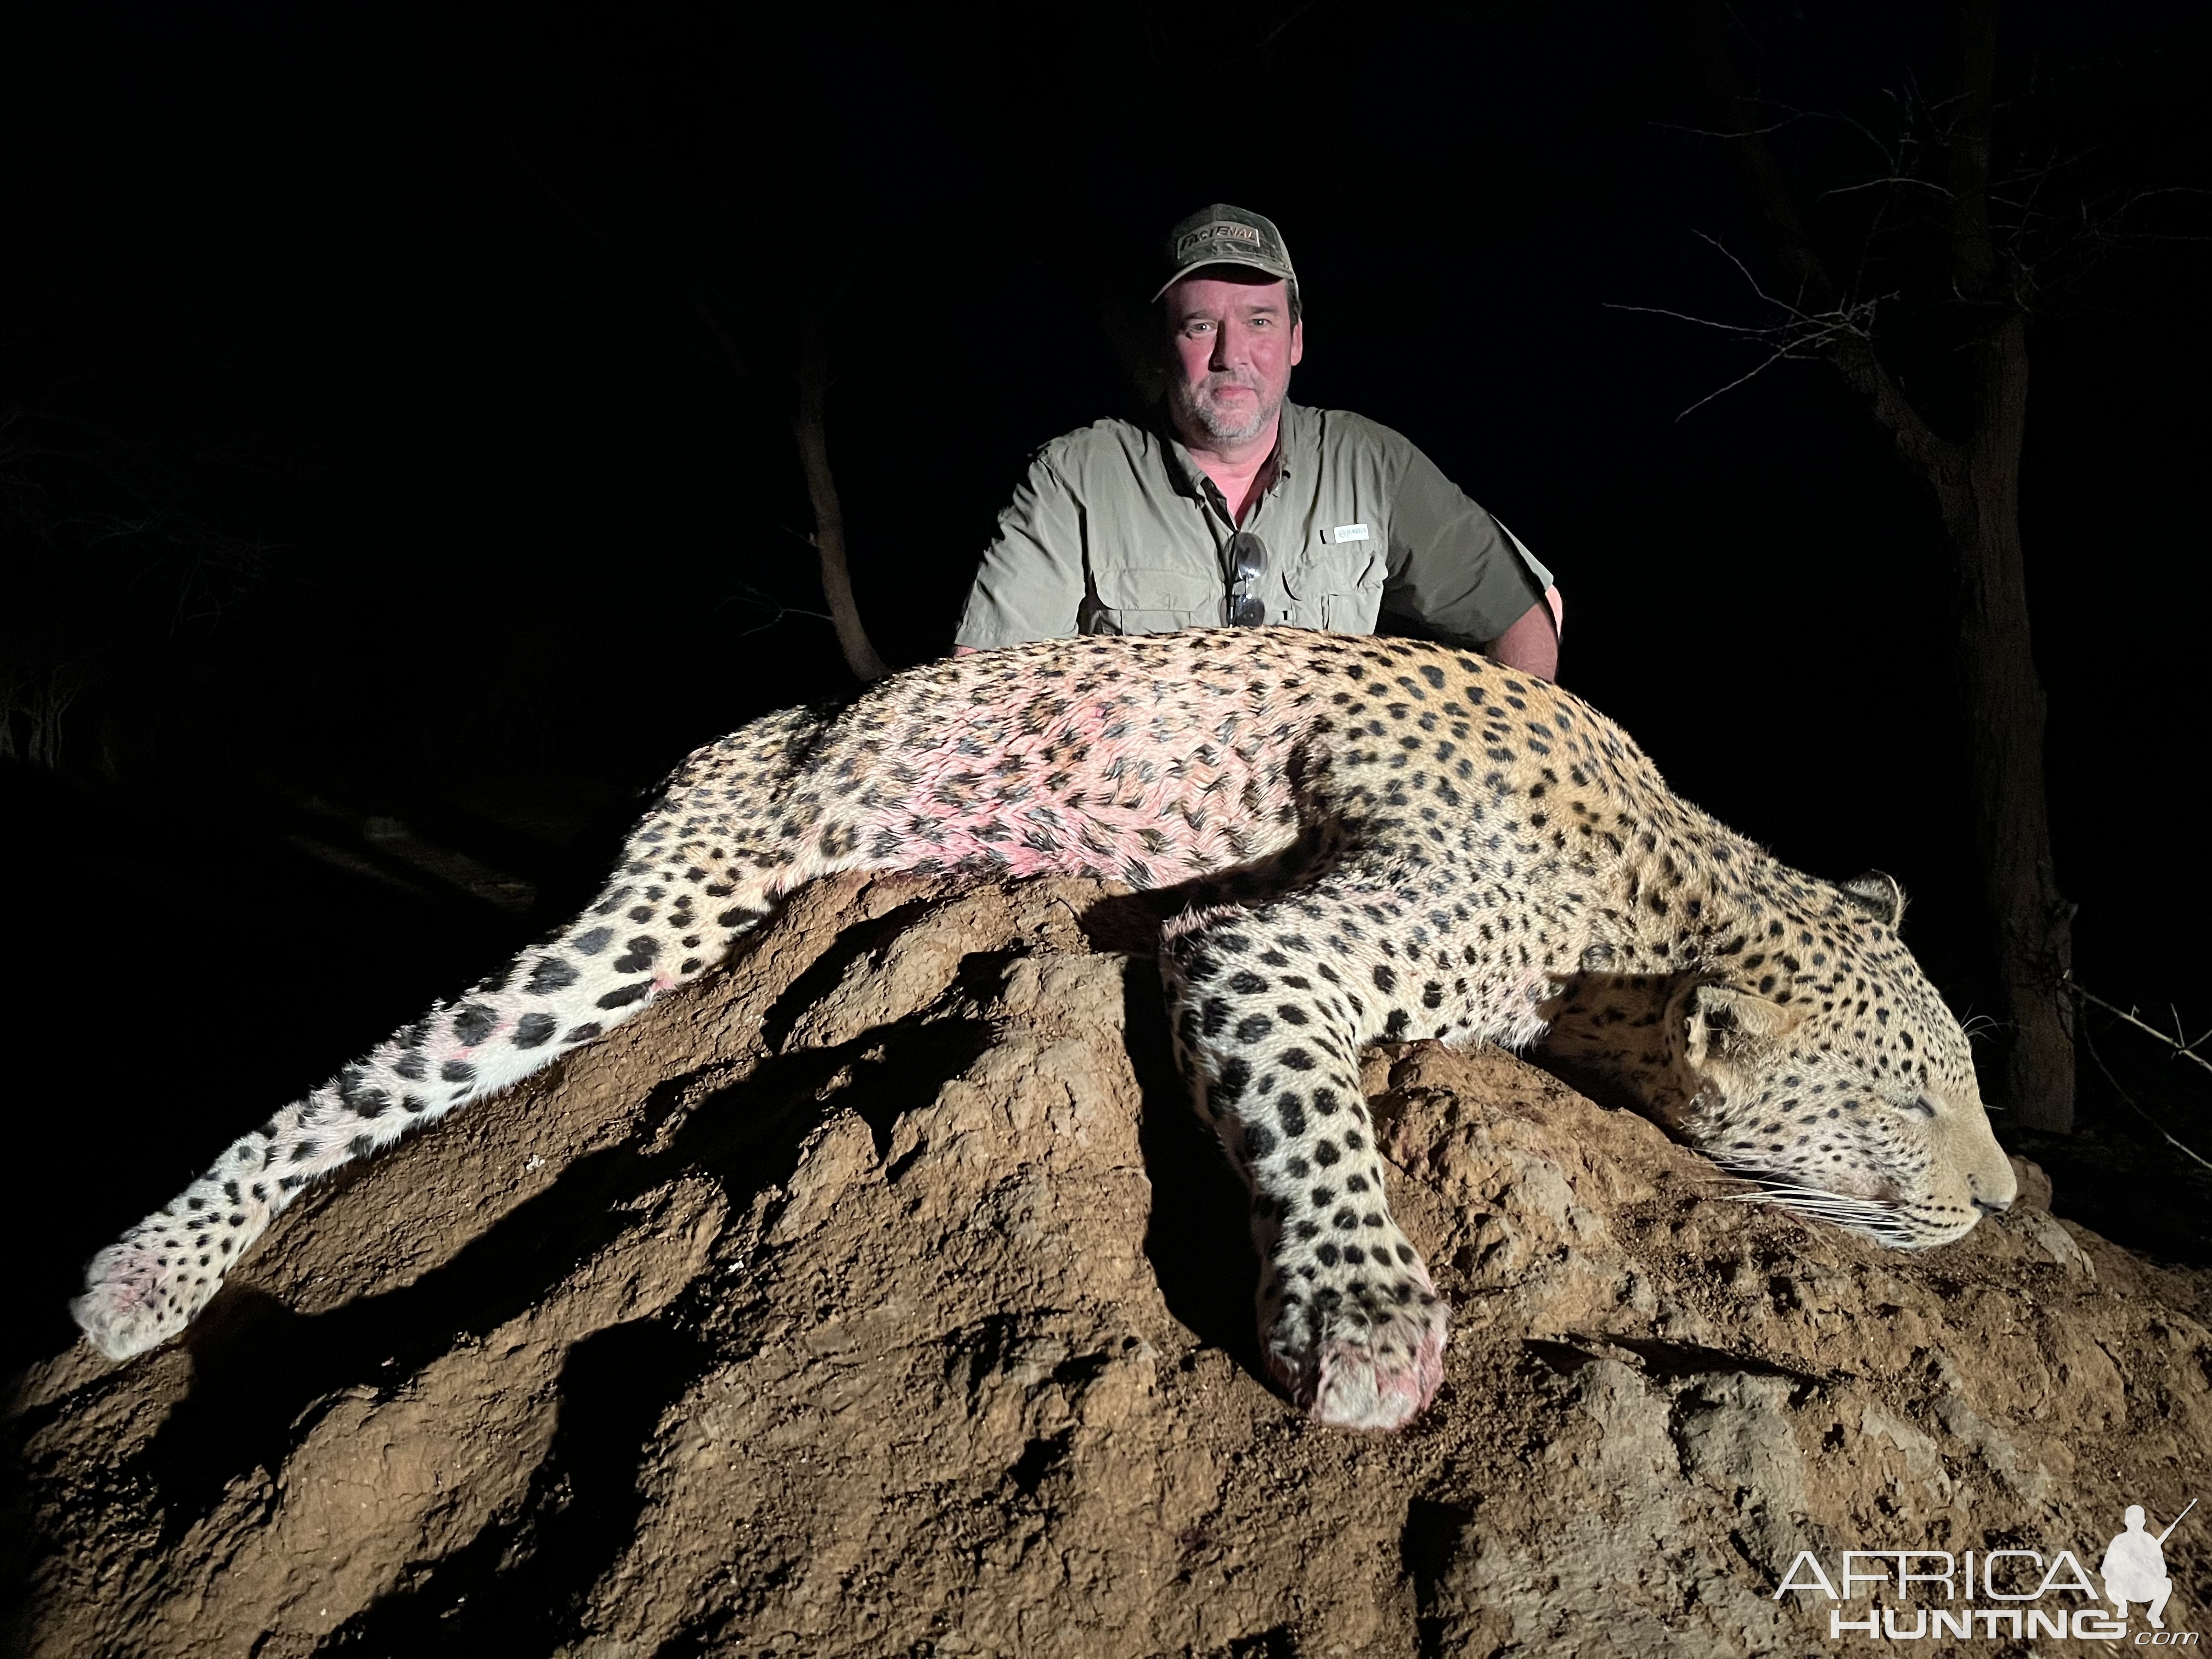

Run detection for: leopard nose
[[1966, 1147, 2018, 1212]]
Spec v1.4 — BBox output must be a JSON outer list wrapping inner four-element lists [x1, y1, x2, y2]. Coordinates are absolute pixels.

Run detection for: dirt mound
[[11, 873, 2212, 1656]]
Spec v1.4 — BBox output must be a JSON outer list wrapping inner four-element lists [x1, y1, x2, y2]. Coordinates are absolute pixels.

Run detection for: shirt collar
[[1158, 399, 1305, 503], [1276, 398, 1308, 480]]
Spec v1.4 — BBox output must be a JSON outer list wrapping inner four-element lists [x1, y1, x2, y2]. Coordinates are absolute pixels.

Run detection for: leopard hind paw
[[72, 1231, 210, 1362]]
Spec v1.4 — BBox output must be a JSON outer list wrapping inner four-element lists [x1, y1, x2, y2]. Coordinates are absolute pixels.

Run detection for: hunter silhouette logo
[[1773, 1499, 2197, 1643], [2104, 1502, 2194, 1632]]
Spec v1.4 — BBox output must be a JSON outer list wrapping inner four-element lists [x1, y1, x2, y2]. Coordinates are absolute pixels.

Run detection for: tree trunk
[[1672, 0, 2075, 1132], [1926, 0, 2076, 1132], [1937, 317, 2076, 1130], [792, 314, 890, 684]]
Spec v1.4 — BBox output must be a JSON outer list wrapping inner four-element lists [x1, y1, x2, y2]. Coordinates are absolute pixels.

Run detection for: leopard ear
[[1838, 870, 1906, 930], [1682, 983, 1805, 1073]]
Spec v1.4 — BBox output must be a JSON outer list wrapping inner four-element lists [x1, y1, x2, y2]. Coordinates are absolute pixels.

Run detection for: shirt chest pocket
[[1087, 565, 1221, 635], [1283, 547, 1384, 634]]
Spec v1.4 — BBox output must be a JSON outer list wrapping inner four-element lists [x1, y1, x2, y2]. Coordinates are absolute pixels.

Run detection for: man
[[952, 204, 1564, 678]]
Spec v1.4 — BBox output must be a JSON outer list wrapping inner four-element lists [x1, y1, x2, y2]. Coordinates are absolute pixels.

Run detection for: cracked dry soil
[[10, 872, 2212, 1656]]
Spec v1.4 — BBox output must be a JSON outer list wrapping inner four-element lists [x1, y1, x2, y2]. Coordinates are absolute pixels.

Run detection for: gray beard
[[1170, 375, 1283, 446]]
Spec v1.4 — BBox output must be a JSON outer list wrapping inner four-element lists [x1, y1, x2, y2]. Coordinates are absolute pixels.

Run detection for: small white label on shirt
[[1330, 523, 1370, 543]]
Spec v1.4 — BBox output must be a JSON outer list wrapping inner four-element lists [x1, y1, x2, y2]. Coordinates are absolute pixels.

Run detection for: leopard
[[71, 627, 2016, 1431]]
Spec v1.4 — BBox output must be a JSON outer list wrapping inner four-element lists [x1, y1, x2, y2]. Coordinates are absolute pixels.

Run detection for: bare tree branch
[[1605, 233, 1893, 419], [2072, 983, 2212, 1085], [690, 289, 749, 381], [792, 307, 889, 683], [716, 582, 834, 639], [1671, 0, 1961, 478], [2069, 984, 2212, 1176]]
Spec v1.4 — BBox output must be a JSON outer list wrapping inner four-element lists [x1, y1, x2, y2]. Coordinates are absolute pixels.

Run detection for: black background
[[4, 1, 2209, 1377]]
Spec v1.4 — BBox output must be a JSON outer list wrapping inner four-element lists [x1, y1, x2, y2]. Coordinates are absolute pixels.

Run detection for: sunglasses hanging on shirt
[[1227, 531, 1268, 626]]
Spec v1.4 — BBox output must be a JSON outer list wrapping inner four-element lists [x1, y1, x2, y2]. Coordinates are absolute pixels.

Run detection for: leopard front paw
[[1261, 1240, 1448, 1431]]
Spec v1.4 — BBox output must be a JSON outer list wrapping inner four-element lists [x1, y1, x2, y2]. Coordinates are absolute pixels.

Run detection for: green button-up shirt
[[953, 401, 1553, 650]]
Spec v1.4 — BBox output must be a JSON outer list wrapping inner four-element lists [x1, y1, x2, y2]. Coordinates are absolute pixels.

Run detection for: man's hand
[[1487, 585, 1562, 681], [953, 645, 983, 657]]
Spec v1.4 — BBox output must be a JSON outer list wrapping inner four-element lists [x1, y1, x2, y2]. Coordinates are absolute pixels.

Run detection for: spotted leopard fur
[[72, 628, 2015, 1429]]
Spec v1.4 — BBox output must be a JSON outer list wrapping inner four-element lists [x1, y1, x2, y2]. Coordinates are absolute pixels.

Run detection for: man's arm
[[952, 450, 1087, 653], [1381, 439, 1563, 681], [1487, 584, 1564, 680]]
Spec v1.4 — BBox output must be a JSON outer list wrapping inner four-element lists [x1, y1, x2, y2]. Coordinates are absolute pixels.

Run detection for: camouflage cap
[[1151, 204, 1299, 303]]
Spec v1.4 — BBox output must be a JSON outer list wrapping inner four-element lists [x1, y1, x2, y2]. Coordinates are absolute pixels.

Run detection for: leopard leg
[[1160, 895, 1448, 1431], [73, 705, 851, 1362]]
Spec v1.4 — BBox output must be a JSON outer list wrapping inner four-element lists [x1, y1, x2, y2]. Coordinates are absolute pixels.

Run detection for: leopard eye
[[1906, 1094, 1938, 1119]]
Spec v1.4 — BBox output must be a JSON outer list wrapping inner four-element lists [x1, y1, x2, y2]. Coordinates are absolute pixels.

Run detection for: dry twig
[[2067, 979, 2212, 1175], [1604, 232, 1892, 419], [2072, 982, 2212, 1081]]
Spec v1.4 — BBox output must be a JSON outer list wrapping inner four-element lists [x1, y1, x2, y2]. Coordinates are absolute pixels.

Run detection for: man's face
[[1162, 271, 1303, 448]]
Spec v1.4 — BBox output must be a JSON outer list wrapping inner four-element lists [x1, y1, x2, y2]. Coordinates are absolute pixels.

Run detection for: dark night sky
[[4, 2, 2209, 1364]]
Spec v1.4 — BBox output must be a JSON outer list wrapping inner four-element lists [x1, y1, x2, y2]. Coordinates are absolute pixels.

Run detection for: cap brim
[[1151, 254, 1300, 304]]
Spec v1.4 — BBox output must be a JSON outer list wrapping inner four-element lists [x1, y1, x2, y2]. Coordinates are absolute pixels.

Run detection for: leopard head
[[1661, 872, 2016, 1248]]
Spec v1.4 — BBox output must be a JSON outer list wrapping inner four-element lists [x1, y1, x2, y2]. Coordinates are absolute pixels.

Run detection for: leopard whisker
[[1713, 1176, 1923, 1243]]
